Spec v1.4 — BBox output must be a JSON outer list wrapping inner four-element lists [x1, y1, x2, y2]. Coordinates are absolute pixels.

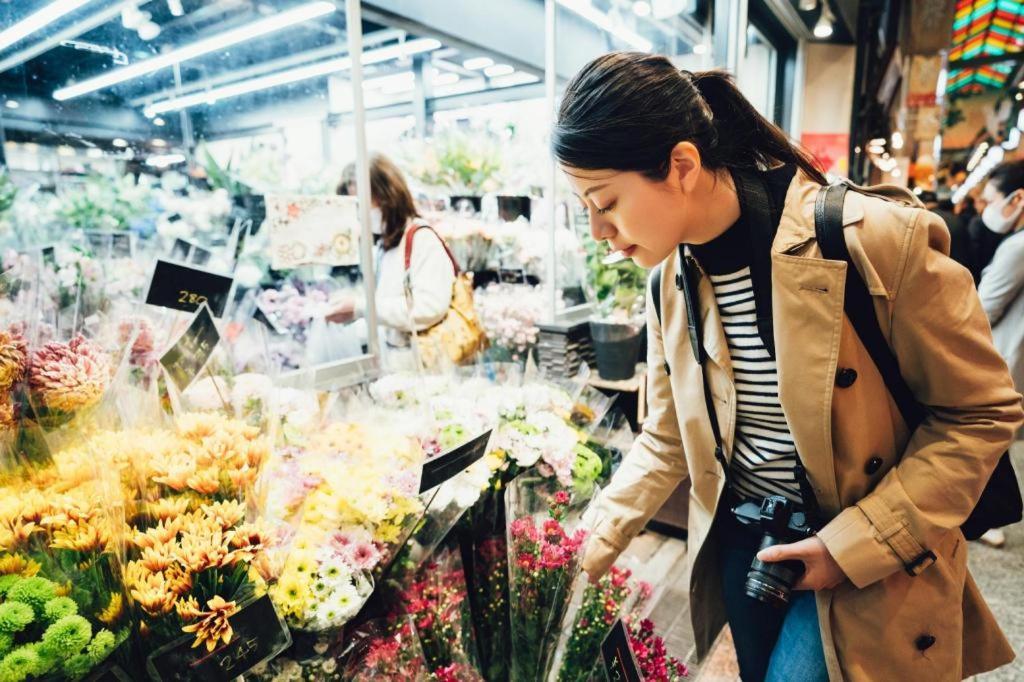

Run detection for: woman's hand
[[756, 536, 847, 591], [325, 298, 356, 324]]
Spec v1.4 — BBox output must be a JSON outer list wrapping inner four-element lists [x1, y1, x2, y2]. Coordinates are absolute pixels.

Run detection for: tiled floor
[[623, 444, 1024, 681]]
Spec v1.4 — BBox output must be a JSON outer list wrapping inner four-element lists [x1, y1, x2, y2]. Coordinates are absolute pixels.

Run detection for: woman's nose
[[589, 213, 614, 242]]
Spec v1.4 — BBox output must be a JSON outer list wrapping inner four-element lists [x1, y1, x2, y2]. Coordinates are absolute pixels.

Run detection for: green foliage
[[406, 131, 504, 193], [6, 577, 56, 619], [201, 143, 252, 197], [42, 596, 78, 624], [0, 578, 18, 600], [584, 239, 647, 317], [0, 603, 32, 635], [55, 174, 153, 231], [0, 171, 15, 217]]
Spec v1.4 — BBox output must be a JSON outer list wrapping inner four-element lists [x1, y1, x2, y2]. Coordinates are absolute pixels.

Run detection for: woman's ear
[[669, 141, 702, 194]]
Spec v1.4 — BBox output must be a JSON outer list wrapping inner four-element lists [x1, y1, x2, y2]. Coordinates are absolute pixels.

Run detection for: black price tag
[[160, 304, 221, 393], [146, 594, 291, 682], [419, 429, 492, 493], [602, 619, 643, 682], [145, 259, 233, 317], [499, 267, 527, 284], [252, 296, 288, 335]]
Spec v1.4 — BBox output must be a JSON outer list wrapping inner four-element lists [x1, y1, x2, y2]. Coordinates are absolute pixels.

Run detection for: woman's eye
[[596, 202, 616, 215]]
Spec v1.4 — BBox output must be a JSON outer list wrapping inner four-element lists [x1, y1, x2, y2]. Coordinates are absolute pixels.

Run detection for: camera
[[732, 495, 817, 608]]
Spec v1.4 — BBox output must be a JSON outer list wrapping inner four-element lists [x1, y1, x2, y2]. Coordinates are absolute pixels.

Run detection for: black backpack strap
[[650, 264, 663, 326], [814, 184, 927, 430]]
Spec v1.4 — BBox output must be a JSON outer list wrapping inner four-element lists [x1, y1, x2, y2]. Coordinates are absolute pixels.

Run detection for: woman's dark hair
[[337, 153, 419, 251], [553, 52, 827, 184], [986, 160, 1024, 197]]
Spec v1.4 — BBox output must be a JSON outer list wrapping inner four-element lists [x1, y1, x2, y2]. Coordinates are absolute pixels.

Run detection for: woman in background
[[330, 153, 455, 365]]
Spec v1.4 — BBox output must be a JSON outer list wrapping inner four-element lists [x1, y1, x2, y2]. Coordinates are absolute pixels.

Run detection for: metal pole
[[172, 63, 194, 165], [546, 0, 558, 321], [346, 0, 379, 357]]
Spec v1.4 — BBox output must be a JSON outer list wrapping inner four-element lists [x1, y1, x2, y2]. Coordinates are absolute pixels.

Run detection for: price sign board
[[159, 303, 221, 393], [145, 259, 233, 317], [146, 595, 291, 681], [419, 429, 493, 493], [602, 619, 643, 682]]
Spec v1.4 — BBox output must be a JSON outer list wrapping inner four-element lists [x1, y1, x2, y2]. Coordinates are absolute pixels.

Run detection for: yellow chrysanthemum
[[97, 593, 124, 626]]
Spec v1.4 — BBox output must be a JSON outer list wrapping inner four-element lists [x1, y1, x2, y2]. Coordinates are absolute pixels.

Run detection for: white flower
[[182, 375, 231, 411]]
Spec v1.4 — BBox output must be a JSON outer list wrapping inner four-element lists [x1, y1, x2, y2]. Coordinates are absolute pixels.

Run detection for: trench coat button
[[836, 368, 858, 388], [915, 634, 936, 651], [864, 457, 883, 475]]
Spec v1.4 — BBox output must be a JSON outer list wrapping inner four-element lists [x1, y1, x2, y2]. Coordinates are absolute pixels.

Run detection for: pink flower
[[342, 541, 383, 571], [552, 490, 570, 505], [28, 335, 109, 412]]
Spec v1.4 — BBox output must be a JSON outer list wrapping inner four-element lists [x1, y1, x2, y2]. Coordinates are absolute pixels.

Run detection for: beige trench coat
[[582, 171, 1024, 681]]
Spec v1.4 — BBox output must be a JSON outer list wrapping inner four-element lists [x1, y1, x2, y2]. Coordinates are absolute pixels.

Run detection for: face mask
[[369, 207, 383, 236], [982, 191, 1023, 235]]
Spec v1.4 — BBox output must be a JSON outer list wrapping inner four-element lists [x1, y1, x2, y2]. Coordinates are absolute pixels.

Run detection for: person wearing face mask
[[329, 154, 456, 363], [555, 53, 1022, 682], [973, 160, 1024, 549]]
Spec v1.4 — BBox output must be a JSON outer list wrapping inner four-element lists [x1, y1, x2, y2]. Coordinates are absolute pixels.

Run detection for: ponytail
[[553, 52, 827, 185]]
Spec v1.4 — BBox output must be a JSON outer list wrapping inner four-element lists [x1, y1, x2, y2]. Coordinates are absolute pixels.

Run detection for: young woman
[[555, 52, 1022, 682], [331, 153, 456, 366]]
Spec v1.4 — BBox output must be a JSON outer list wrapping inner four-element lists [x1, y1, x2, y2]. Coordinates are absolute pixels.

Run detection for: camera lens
[[745, 536, 804, 608]]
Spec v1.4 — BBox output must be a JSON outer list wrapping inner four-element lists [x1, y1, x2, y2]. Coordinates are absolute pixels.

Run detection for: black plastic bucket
[[589, 320, 642, 381]]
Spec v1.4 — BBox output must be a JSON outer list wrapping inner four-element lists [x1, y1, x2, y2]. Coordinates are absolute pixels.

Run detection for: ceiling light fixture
[[151, 138, 167, 147], [556, 0, 653, 51], [142, 38, 443, 115], [145, 152, 186, 168], [112, 138, 128, 147], [166, 0, 184, 17], [483, 63, 515, 78], [462, 57, 493, 70], [693, 43, 708, 55], [0, 0, 94, 52], [153, 116, 165, 126], [433, 72, 460, 87], [4, 100, 19, 109], [632, 1, 652, 17], [813, 3, 834, 39], [137, 20, 161, 41], [54, 1, 335, 101]]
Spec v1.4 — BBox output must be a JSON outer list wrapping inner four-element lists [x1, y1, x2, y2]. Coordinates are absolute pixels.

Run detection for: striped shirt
[[709, 267, 803, 503]]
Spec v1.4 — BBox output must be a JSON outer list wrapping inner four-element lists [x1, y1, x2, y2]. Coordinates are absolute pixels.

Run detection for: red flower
[[553, 490, 571, 505]]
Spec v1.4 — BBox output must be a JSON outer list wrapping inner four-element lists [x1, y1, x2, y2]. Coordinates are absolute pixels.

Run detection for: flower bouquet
[[0, 429, 135, 681], [473, 284, 543, 365], [112, 413, 292, 679], [339, 617, 430, 681], [403, 545, 481, 681], [505, 476, 593, 682]]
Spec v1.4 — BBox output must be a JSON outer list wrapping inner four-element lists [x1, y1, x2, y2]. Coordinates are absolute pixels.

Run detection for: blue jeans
[[716, 512, 829, 682]]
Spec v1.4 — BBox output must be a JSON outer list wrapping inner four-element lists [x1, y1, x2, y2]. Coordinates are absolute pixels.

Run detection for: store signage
[[266, 194, 361, 269], [602, 619, 642, 682], [145, 259, 233, 317], [146, 595, 291, 682], [170, 237, 213, 267], [419, 429, 493, 493], [159, 303, 221, 393]]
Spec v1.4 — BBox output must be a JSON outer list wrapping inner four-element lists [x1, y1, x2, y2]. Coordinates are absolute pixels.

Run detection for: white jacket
[[374, 222, 456, 348], [978, 228, 1024, 396]]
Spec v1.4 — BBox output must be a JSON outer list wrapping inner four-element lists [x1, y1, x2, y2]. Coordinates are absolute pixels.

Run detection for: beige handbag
[[403, 223, 488, 368]]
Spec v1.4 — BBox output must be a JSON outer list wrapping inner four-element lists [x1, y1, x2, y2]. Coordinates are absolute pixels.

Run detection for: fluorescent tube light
[[463, 57, 493, 70], [143, 38, 443, 115], [54, 1, 335, 101], [0, 0, 95, 53], [483, 64, 515, 77], [556, 0, 652, 51]]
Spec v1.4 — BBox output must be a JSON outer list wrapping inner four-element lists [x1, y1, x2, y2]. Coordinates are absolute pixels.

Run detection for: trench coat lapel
[[771, 250, 847, 517]]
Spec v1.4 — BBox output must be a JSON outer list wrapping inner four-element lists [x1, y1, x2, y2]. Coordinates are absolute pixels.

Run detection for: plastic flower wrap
[[340, 618, 429, 681], [111, 413, 290, 674], [505, 477, 594, 682], [0, 435, 133, 680], [619, 618, 689, 681], [403, 546, 482, 681], [553, 566, 652, 682]]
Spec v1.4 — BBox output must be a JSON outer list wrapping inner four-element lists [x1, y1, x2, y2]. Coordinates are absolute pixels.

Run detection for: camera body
[[732, 495, 818, 608]]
